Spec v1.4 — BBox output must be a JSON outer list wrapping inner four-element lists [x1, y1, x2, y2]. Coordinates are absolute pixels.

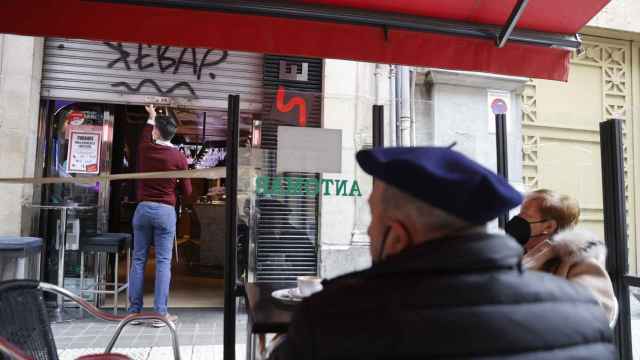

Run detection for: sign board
[[487, 90, 512, 133], [144, 96, 173, 105], [65, 125, 102, 140], [269, 86, 316, 127], [67, 130, 101, 174], [256, 176, 362, 197], [277, 126, 342, 174], [491, 98, 508, 115], [66, 111, 86, 125], [279, 61, 309, 82]]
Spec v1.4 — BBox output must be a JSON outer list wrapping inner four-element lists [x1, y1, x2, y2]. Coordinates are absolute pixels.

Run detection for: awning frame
[[96, 0, 582, 50], [497, 0, 529, 48]]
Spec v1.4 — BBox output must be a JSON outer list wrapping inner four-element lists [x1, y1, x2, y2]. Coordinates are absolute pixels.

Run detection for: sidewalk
[[51, 309, 248, 360], [53, 299, 640, 359]]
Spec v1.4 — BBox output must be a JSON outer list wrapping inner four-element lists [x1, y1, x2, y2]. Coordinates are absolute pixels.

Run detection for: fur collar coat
[[523, 229, 618, 327]]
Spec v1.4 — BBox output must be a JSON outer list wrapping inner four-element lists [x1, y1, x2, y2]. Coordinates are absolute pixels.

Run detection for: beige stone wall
[[588, 0, 640, 34], [0, 35, 43, 235], [319, 59, 379, 279], [522, 35, 638, 272]]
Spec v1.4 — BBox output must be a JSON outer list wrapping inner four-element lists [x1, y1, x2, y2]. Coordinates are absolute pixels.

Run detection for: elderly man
[[268, 147, 614, 359]]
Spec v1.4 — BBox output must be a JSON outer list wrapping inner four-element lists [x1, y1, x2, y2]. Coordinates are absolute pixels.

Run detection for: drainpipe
[[398, 66, 411, 146], [389, 65, 397, 146], [410, 69, 417, 146], [374, 64, 383, 105]]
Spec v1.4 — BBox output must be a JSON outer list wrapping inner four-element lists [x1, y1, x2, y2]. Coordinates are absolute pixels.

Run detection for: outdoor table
[[244, 282, 297, 360], [25, 202, 96, 322]]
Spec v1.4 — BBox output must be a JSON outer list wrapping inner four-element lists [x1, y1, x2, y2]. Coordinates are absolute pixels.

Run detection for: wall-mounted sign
[[491, 98, 508, 115], [67, 130, 101, 174], [487, 90, 512, 133], [256, 176, 362, 197], [279, 60, 309, 82], [270, 86, 314, 127], [144, 96, 173, 105], [277, 126, 342, 174]]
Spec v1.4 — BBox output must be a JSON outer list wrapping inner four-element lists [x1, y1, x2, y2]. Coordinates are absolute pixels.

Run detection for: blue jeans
[[128, 201, 176, 315]]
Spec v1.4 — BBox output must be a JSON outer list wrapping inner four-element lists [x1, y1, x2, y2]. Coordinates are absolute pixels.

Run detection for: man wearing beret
[[268, 147, 615, 360]]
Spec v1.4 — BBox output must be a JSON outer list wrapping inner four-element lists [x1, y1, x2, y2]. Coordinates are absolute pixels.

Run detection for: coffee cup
[[297, 276, 323, 297]]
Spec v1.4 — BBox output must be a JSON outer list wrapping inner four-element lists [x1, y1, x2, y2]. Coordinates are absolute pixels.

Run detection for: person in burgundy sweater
[[128, 104, 192, 327]]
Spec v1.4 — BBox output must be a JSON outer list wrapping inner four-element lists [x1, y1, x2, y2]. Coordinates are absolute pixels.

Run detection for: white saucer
[[272, 287, 307, 303]]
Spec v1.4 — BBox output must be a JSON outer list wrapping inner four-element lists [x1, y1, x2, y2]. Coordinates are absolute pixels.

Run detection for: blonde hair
[[526, 189, 580, 231]]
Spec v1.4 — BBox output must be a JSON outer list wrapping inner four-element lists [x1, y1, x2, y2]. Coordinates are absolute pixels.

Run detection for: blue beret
[[356, 147, 522, 225]]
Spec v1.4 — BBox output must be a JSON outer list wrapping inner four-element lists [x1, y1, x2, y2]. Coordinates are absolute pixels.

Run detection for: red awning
[[0, 0, 608, 81], [297, 0, 607, 34]]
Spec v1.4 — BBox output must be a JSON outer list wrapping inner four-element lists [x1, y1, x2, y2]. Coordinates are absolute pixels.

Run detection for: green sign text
[[255, 176, 362, 197]]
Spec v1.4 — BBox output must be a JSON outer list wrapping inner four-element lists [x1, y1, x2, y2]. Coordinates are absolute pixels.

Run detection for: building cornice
[[424, 69, 528, 91]]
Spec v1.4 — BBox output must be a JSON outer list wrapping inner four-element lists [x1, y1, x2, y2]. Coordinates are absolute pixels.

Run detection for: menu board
[[67, 130, 101, 174]]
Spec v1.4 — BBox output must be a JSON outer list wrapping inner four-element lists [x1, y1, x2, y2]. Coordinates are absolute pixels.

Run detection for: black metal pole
[[372, 105, 384, 148], [495, 113, 508, 229], [224, 95, 240, 360], [202, 111, 207, 144], [599, 119, 631, 359]]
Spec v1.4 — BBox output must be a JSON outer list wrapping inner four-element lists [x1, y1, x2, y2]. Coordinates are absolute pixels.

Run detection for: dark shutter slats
[[255, 55, 323, 283]]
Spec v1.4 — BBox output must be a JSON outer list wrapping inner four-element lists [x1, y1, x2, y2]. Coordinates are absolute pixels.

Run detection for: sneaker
[[151, 314, 178, 328]]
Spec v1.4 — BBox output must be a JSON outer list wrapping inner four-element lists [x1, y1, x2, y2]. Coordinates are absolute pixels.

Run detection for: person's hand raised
[[145, 104, 157, 119]]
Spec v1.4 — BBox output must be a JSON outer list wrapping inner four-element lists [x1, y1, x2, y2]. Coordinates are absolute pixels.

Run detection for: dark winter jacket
[[268, 232, 615, 360]]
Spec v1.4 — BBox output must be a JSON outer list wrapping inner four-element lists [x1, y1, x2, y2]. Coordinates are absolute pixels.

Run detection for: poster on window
[[67, 131, 101, 174]]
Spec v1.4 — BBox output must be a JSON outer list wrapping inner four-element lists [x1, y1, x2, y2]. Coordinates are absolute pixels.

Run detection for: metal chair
[[79, 233, 131, 314], [0, 280, 180, 360]]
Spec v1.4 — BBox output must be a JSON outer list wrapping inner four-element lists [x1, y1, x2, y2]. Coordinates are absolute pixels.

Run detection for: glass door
[[39, 101, 113, 297], [225, 95, 259, 360]]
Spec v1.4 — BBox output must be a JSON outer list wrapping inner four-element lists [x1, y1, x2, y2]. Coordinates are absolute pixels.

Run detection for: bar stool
[[79, 233, 131, 314], [0, 236, 42, 281]]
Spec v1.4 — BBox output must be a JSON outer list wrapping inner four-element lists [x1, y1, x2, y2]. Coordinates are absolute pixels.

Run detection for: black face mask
[[505, 215, 550, 246], [505, 216, 531, 245]]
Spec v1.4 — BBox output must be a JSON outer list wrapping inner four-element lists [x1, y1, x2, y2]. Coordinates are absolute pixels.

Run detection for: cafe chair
[[0, 280, 181, 360], [79, 233, 131, 314]]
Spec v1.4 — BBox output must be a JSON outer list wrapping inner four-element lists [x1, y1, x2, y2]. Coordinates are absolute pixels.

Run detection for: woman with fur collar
[[506, 189, 618, 327]]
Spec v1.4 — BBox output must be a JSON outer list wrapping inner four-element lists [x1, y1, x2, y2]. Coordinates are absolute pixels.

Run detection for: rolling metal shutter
[[255, 55, 323, 283], [41, 38, 263, 111]]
